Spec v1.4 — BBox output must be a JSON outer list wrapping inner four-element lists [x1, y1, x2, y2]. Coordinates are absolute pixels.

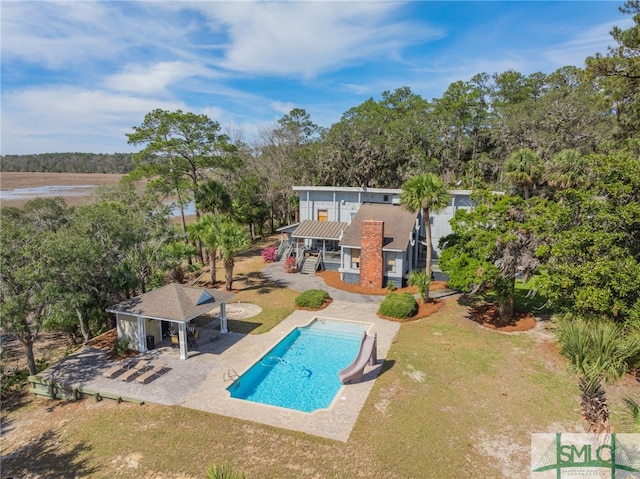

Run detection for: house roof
[[339, 203, 419, 251], [293, 185, 403, 194], [292, 185, 477, 196], [292, 220, 348, 240], [106, 283, 236, 323], [276, 222, 299, 233]]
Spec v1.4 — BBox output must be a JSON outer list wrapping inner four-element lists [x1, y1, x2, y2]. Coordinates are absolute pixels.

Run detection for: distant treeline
[[0, 153, 134, 174]]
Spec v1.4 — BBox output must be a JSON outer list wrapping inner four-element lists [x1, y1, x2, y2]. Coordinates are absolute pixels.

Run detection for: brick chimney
[[360, 220, 384, 289]]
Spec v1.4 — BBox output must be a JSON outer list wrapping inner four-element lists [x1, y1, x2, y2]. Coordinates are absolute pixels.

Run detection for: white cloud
[[270, 101, 295, 115], [193, 2, 442, 77], [1, 1, 196, 70], [544, 18, 634, 68], [103, 61, 218, 95], [1, 86, 183, 154]]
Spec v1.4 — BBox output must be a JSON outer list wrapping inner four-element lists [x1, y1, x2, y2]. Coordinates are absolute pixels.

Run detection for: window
[[351, 249, 360, 269], [318, 210, 328, 222], [385, 253, 397, 273], [383, 194, 389, 202]]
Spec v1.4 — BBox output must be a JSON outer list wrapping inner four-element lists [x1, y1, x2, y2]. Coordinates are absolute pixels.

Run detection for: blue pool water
[[228, 319, 369, 412]]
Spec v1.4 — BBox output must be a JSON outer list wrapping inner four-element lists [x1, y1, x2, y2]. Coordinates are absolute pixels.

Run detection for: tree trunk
[[424, 206, 432, 302], [175, 184, 192, 266], [499, 290, 515, 322], [76, 308, 90, 343], [209, 250, 217, 285], [15, 311, 42, 375], [24, 342, 37, 376], [224, 258, 234, 291]]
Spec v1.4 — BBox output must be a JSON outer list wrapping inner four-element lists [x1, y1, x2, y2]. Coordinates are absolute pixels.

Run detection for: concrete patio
[[38, 300, 400, 442]]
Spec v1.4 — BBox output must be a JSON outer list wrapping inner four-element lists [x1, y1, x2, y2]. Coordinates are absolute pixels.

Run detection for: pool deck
[[39, 300, 400, 442]]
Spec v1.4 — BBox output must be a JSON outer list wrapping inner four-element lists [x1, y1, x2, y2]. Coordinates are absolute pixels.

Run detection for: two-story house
[[278, 186, 474, 288]]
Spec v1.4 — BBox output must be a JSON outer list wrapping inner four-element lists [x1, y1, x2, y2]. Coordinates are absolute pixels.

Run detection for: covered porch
[[106, 284, 236, 360], [291, 220, 347, 272]]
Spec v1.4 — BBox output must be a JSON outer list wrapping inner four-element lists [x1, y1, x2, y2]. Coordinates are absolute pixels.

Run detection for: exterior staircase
[[300, 256, 319, 274]]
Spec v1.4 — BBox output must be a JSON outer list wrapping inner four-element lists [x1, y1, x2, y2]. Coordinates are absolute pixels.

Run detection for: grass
[[3, 245, 639, 478], [210, 239, 299, 335]]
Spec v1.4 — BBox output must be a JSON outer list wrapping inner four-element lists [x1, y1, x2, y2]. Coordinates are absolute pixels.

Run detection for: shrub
[[408, 270, 430, 303], [261, 246, 278, 263], [295, 289, 330, 309], [1, 358, 48, 399], [206, 463, 247, 479], [554, 316, 640, 381], [284, 256, 297, 273], [114, 338, 130, 357], [1, 367, 29, 399], [378, 292, 418, 319], [386, 280, 395, 291]]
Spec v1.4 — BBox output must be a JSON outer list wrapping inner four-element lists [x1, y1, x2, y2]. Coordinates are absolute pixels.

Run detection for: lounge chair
[[119, 360, 150, 382], [103, 359, 133, 379], [135, 361, 167, 384]]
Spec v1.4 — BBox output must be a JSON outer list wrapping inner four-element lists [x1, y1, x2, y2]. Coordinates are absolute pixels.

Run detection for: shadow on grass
[[456, 294, 484, 308], [226, 319, 262, 335], [235, 271, 288, 295], [1, 388, 31, 420], [361, 360, 395, 382], [2, 429, 97, 479], [456, 284, 555, 319]]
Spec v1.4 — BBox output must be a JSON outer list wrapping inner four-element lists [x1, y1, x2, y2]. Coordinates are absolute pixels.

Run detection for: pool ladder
[[223, 368, 240, 383]]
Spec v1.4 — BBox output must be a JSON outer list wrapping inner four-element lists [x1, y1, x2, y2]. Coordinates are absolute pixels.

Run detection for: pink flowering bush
[[261, 246, 278, 263], [284, 256, 297, 273]]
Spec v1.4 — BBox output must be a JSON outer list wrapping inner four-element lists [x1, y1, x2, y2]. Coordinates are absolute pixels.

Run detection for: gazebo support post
[[178, 322, 188, 359], [137, 315, 148, 353], [220, 303, 229, 334]]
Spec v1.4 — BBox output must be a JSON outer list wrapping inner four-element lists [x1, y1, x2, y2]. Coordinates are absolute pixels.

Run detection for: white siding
[[117, 313, 140, 349], [298, 189, 401, 224], [145, 318, 162, 348], [296, 187, 478, 258]]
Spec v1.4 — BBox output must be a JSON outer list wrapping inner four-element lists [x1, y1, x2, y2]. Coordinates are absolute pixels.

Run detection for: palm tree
[[196, 179, 232, 215], [400, 173, 450, 300], [216, 216, 250, 291], [504, 148, 542, 199], [187, 215, 220, 284], [544, 149, 589, 190]]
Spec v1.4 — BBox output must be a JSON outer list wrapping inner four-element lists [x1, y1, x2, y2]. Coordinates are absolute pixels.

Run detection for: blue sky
[[1, 1, 632, 155]]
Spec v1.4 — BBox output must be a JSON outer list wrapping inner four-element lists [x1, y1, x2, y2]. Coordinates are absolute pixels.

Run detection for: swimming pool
[[227, 318, 370, 412]]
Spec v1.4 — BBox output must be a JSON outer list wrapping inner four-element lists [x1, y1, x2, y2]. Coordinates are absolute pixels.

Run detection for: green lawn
[[3, 251, 637, 479]]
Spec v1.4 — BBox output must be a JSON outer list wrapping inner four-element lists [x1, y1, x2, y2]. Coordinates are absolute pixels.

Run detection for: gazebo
[[106, 283, 236, 360]]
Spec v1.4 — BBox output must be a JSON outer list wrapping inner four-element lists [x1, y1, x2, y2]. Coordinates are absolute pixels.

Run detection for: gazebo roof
[[106, 283, 236, 322]]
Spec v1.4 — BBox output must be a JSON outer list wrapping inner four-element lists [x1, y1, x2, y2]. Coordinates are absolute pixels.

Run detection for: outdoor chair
[[102, 359, 133, 379], [135, 361, 167, 384], [118, 360, 150, 382], [171, 334, 180, 353], [187, 331, 199, 349]]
